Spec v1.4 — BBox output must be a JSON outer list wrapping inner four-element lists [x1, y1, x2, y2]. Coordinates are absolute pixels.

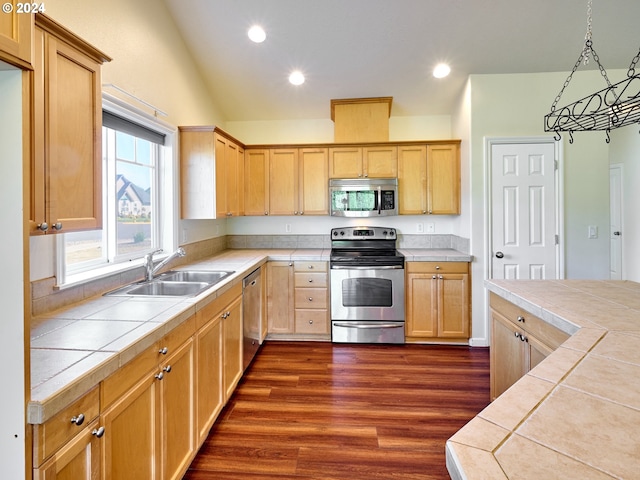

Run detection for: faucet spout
[[144, 247, 186, 281]]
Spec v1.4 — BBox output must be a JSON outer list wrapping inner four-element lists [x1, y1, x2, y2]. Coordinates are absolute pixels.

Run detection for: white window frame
[[56, 93, 179, 287]]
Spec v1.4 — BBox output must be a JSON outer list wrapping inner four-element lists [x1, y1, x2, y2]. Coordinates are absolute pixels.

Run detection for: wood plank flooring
[[184, 341, 490, 480]]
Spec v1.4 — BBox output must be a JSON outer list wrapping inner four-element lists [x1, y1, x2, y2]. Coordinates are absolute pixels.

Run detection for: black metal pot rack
[[543, 1, 640, 143]]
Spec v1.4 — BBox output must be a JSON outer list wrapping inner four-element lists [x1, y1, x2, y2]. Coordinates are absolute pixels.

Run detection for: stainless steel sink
[[157, 270, 234, 284], [104, 270, 234, 297]]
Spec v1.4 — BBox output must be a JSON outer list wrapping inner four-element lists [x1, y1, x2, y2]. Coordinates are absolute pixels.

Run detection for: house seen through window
[[61, 103, 174, 282]]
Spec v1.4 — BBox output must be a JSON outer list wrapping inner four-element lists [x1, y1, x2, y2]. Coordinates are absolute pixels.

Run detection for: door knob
[[613, 231, 621, 236], [495, 251, 504, 258]]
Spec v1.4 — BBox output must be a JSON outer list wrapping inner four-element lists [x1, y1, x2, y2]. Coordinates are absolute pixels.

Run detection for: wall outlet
[[426, 222, 435, 233], [417, 223, 424, 233], [285, 223, 292, 233]]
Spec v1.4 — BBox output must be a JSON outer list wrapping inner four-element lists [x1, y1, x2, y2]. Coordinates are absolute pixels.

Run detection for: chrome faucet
[[143, 247, 186, 281]]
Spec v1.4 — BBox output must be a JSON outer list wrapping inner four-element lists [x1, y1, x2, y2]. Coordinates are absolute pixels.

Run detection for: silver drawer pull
[[70, 414, 85, 426], [91, 427, 105, 438]]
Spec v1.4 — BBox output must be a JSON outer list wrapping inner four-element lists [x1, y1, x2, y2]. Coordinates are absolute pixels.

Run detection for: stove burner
[[330, 226, 404, 268]]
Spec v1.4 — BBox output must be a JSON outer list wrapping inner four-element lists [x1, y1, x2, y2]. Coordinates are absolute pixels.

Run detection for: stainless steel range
[[330, 226, 405, 344]]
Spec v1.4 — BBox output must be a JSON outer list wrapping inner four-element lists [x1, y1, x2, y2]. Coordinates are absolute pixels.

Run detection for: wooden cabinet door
[[405, 273, 437, 337], [195, 316, 223, 444], [101, 374, 160, 480], [437, 273, 470, 338], [244, 148, 269, 216], [363, 145, 397, 178], [490, 310, 526, 400], [267, 262, 294, 334], [427, 143, 460, 215], [269, 148, 298, 214], [179, 127, 215, 219], [398, 145, 427, 214], [328, 147, 362, 178], [528, 335, 554, 371], [214, 133, 228, 218], [299, 147, 329, 215], [159, 338, 195, 480], [222, 296, 243, 401], [0, 1, 32, 66], [34, 419, 101, 480], [45, 32, 104, 233]]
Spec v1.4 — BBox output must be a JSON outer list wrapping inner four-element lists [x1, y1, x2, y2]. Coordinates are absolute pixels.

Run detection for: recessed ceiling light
[[433, 63, 451, 78], [289, 70, 305, 86], [248, 25, 266, 43]]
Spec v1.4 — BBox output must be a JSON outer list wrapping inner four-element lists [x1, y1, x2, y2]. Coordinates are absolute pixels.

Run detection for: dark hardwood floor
[[184, 341, 490, 480]]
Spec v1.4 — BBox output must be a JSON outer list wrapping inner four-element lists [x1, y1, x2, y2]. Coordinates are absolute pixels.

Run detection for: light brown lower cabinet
[[489, 293, 569, 400], [405, 262, 470, 343]]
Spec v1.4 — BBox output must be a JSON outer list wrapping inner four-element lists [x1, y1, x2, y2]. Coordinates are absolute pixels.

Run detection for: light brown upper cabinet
[[0, 1, 32, 67], [244, 147, 328, 216], [398, 142, 460, 215], [179, 127, 244, 219], [328, 145, 397, 178], [29, 14, 111, 235]]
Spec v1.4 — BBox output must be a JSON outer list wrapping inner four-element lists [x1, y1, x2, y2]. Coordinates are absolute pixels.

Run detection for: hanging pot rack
[[544, 1, 640, 143]]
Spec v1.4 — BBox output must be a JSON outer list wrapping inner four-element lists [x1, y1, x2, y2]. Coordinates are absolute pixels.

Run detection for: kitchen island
[[447, 279, 640, 479]]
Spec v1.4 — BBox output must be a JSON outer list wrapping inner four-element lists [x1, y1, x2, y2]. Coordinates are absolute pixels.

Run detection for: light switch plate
[[588, 225, 598, 239]]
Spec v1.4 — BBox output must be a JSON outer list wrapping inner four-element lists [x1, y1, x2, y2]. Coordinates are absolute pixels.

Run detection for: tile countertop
[[446, 279, 640, 480], [29, 247, 470, 424]]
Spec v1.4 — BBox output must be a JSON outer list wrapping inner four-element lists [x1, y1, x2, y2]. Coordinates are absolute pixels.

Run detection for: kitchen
[[2, 0, 640, 478]]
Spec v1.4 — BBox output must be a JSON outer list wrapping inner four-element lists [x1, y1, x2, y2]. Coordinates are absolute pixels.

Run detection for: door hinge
[[555, 234, 559, 245], [554, 159, 558, 171]]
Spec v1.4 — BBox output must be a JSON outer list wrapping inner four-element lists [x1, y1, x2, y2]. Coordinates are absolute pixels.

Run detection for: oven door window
[[342, 278, 392, 307]]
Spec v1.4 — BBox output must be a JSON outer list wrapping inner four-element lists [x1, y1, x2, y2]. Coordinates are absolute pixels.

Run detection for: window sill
[[56, 259, 146, 291]]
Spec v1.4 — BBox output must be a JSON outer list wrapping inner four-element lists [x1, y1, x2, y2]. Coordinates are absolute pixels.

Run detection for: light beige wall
[[44, 0, 224, 126], [31, 0, 227, 280], [467, 70, 621, 345], [226, 115, 452, 144]]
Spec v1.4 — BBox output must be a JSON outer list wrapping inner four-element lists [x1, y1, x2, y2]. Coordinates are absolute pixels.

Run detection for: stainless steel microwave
[[329, 178, 398, 217]]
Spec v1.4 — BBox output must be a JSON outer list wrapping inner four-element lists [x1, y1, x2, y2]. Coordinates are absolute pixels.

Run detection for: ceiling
[[163, 0, 640, 122]]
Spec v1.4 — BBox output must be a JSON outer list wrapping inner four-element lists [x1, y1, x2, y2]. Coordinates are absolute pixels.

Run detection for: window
[[58, 96, 177, 285]]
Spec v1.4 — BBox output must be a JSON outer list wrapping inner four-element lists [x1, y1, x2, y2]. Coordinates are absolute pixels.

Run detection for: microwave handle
[[377, 186, 382, 215]]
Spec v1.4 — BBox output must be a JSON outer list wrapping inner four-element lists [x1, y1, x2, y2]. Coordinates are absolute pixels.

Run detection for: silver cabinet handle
[[308, 297, 313, 301], [163, 365, 172, 373], [308, 265, 314, 269], [308, 278, 313, 283], [52, 222, 62, 231], [159, 347, 168, 355], [155, 372, 164, 380], [70, 414, 85, 426], [517, 316, 525, 323], [37, 222, 49, 232], [308, 319, 314, 324], [92, 427, 105, 438]]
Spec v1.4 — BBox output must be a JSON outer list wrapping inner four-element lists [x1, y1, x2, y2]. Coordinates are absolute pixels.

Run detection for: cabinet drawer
[[33, 386, 100, 466], [196, 282, 242, 329], [406, 262, 469, 274], [294, 261, 327, 272], [490, 293, 569, 350], [102, 343, 159, 409], [295, 310, 329, 334], [294, 272, 327, 288], [160, 314, 196, 355], [294, 288, 328, 308]]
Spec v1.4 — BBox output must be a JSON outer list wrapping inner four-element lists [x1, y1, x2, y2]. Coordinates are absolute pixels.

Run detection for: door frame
[[609, 163, 624, 280], [484, 136, 565, 281]]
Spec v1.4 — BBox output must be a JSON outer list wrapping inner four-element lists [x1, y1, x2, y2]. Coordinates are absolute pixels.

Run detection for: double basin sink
[[105, 270, 235, 297]]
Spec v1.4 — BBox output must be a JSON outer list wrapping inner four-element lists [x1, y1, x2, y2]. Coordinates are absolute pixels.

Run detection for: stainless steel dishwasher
[[242, 267, 262, 371]]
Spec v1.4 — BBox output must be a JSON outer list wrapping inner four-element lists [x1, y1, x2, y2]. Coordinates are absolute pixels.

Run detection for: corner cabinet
[[179, 127, 245, 219], [489, 293, 570, 400], [405, 262, 470, 343], [0, 1, 32, 67], [398, 142, 460, 215]]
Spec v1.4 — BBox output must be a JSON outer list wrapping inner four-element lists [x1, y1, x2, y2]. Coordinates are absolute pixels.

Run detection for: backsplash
[[31, 233, 469, 316]]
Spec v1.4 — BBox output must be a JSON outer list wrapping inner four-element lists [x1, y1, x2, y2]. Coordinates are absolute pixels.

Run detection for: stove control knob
[[333, 231, 338, 236], [340, 231, 345, 236], [382, 230, 387, 236]]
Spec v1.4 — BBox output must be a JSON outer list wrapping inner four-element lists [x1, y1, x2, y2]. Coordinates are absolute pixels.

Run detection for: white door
[[609, 164, 623, 280], [490, 142, 558, 280]]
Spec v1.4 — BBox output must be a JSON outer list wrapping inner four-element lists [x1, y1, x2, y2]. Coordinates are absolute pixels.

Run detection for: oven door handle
[[333, 322, 404, 329], [330, 265, 404, 270]]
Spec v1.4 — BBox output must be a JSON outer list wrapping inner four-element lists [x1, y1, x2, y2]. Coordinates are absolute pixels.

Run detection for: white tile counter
[[447, 279, 640, 479]]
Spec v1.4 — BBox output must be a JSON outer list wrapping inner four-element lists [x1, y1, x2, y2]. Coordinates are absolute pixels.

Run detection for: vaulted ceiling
[[163, 0, 640, 122]]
